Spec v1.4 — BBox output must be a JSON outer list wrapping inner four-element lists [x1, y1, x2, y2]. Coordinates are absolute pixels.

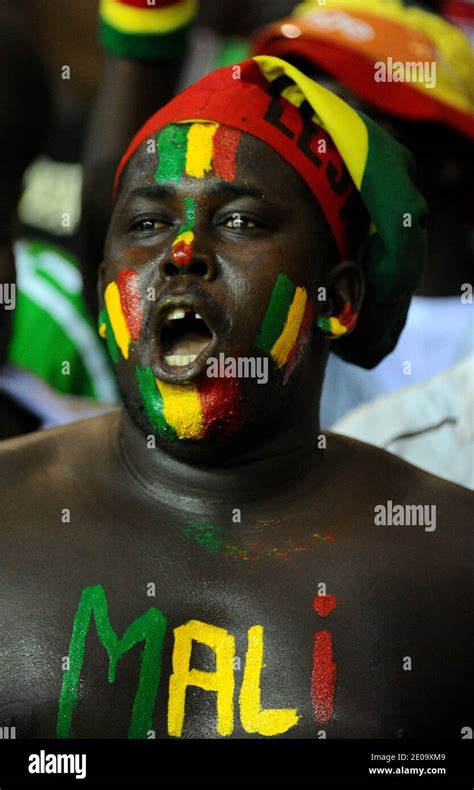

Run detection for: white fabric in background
[[333, 355, 474, 489], [321, 297, 474, 427]]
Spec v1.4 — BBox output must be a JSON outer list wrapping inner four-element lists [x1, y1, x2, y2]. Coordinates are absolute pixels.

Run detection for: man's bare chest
[[0, 502, 462, 740]]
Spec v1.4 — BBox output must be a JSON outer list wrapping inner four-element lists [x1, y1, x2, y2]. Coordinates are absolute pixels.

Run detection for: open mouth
[[151, 296, 219, 383], [161, 307, 213, 367]]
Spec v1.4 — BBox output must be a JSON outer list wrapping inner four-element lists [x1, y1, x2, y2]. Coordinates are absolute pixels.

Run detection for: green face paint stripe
[[104, 308, 120, 363], [56, 585, 167, 739], [181, 197, 196, 233], [135, 366, 177, 439], [155, 124, 189, 183], [255, 274, 296, 353]]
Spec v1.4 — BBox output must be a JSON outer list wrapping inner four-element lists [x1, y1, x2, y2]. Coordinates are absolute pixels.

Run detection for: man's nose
[[160, 240, 216, 281]]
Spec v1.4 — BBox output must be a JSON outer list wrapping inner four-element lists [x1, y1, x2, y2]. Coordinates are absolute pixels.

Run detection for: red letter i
[[312, 594, 337, 724]]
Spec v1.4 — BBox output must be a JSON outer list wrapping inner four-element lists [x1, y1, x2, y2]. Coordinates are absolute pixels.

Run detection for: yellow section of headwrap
[[253, 54, 369, 190]]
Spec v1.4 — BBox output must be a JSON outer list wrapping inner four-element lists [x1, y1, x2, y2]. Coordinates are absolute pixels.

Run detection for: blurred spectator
[[0, 7, 115, 439]]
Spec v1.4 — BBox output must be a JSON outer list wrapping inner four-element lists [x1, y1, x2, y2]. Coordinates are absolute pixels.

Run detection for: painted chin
[[149, 294, 224, 385]]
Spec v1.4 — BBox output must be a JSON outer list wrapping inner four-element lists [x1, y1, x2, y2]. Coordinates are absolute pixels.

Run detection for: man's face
[[102, 125, 335, 452]]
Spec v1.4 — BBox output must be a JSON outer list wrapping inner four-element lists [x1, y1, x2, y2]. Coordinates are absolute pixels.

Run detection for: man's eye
[[222, 213, 258, 230], [131, 218, 169, 232]]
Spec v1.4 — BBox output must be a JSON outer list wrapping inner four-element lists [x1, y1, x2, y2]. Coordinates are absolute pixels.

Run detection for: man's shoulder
[[0, 409, 121, 491], [326, 431, 473, 519]]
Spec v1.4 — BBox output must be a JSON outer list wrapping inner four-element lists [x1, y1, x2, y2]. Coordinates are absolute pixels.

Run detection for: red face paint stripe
[[212, 126, 241, 182], [312, 630, 336, 725], [283, 298, 315, 384], [198, 376, 242, 438], [171, 239, 193, 267], [117, 268, 143, 340]]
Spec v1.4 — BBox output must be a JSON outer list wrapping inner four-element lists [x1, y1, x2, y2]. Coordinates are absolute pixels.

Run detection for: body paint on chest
[[99, 268, 143, 361], [185, 520, 336, 562], [57, 584, 299, 739], [155, 122, 241, 267], [256, 273, 315, 384], [312, 594, 337, 725], [136, 365, 242, 440]]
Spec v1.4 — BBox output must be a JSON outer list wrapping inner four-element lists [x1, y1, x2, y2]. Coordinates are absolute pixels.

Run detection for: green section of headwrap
[[336, 111, 427, 368]]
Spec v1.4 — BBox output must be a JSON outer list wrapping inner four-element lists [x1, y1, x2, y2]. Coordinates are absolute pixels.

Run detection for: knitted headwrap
[[114, 56, 427, 369]]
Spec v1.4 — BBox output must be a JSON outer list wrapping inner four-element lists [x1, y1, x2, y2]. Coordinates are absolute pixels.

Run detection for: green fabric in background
[[8, 240, 118, 402]]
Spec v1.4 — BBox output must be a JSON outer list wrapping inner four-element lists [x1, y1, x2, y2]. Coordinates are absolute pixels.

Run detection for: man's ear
[[97, 260, 106, 312], [320, 260, 365, 335]]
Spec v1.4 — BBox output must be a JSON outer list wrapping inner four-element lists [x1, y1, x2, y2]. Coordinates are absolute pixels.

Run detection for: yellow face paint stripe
[[184, 123, 219, 178], [254, 55, 368, 189], [104, 280, 131, 359], [174, 230, 195, 246], [156, 380, 204, 439], [271, 286, 308, 368], [101, 0, 197, 34]]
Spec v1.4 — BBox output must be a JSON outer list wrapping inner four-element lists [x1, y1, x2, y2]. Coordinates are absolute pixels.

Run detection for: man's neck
[[118, 408, 322, 509]]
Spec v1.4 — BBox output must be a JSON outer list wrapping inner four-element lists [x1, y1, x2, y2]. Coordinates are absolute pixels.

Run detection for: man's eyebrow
[[206, 182, 265, 201], [129, 185, 176, 200], [128, 183, 266, 201]]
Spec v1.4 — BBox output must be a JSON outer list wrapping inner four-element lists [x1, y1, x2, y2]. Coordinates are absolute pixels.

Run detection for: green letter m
[[56, 585, 167, 739]]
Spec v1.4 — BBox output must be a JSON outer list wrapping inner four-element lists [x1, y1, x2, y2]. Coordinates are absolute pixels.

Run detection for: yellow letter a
[[168, 620, 235, 737]]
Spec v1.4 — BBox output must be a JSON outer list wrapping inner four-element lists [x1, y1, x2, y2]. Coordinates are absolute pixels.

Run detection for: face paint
[[184, 521, 335, 562], [136, 366, 242, 441], [312, 594, 337, 725], [318, 300, 358, 337], [155, 122, 242, 269], [256, 274, 315, 383], [99, 268, 143, 360], [171, 197, 195, 267], [156, 122, 241, 185]]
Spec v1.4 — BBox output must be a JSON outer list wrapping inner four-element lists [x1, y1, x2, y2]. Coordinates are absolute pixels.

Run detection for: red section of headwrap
[[114, 59, 360, 259]]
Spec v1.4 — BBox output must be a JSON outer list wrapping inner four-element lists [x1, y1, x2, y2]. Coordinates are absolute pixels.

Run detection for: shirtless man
[[0, 57, 471, 740]]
